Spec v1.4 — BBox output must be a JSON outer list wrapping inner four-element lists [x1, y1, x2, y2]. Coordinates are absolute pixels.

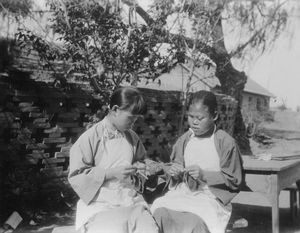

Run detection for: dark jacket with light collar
[[170, 128, 244, 206]]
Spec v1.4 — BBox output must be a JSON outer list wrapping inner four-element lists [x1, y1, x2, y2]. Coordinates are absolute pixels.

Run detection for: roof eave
[[243, 90, 275, 98]]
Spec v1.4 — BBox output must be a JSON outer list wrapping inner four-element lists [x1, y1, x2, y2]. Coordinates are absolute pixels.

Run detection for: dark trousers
[[153, 207, 210, 233]]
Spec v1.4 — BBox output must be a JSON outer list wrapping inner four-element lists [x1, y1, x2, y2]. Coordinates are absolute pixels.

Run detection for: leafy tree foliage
[[0, 0, 32, 17], [16, 0, 178, 102]]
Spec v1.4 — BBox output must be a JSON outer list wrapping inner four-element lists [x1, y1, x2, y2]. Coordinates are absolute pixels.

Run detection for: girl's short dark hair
[[110, 86, 146, 115], [189, 90, 217, 116]]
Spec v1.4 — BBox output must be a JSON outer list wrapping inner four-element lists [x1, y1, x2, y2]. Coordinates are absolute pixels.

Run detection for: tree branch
[[229, 0, 286, 58], [122, 0, 154, 25]]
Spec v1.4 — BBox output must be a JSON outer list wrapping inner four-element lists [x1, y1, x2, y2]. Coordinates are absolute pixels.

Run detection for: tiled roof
[[244, 78, 275, 97]]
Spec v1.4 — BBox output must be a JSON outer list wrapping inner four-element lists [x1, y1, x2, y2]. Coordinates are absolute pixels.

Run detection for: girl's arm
[[170, 135, 186, 165], [219, 141, 243, 190], [203, 140, 243, 191], [68, 129, 106, 205], [125, 129, 147, 162]]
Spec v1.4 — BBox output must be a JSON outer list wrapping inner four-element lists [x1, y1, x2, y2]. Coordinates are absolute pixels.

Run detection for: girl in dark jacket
[[151, 90, 243, 233]]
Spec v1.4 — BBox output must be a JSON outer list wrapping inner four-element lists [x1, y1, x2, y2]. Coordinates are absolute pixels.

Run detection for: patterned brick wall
[[0, 74, 93, 215], [0, 74, 238, 178]]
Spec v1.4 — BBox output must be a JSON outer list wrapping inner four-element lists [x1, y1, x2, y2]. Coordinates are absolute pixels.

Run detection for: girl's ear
[[213, 112, 219, 121], [111, 105, 119, 113]]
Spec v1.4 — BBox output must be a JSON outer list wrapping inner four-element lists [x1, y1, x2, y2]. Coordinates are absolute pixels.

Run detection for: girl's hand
[[186, 165, 204, 180], [133, 161, 146, 171], [105, 165, 137, 180], [169, 163, 184, 177], [133, 162, 149, 178]]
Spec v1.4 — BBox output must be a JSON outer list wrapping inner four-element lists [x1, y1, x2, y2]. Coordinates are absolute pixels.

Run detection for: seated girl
[[68, 87, 159, 233], [151, 90, 244, 233]]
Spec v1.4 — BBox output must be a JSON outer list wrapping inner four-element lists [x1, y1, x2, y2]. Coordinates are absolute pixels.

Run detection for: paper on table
[[255, 153, 272, 161], [271, 153, 300, 161]]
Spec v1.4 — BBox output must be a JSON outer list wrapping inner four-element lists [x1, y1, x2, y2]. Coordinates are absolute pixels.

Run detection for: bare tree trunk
[[209, 5, 252, 154]]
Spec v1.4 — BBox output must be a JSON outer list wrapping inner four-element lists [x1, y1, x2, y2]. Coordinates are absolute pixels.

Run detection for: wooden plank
[[60, 146, 72, 153], [19, 102, 33, 108], [49, 132, 61, 138], [26, 143, 49, 150], [56, 141, 72, 149], [26, 153, 50, 159], [20, 106, 40, 113], [40, 166, 65, 178], [242, 156, 300, 172], [42, 158, 65, 164], [55, 151, 70, 158], [17, 137, 34, 145], [43, 137, 66, 144], [33, 118, 48, 124], [44, 126, 66, 134], [33, 122, 51, 128], [56, 122, 79, 128], [44, 163, 61, 168], [70, 127, 84, 133], [32, 149, 45, 154], [25, 157, 39, 165], [29, 112, 44, 118], [52, 226, 77, 233]]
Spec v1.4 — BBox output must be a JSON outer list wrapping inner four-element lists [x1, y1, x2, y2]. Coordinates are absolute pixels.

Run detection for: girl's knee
[[128, 205, 159, 233], [153, 207, 170, 219]]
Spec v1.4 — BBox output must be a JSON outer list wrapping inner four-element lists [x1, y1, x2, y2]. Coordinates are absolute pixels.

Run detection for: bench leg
[[290, 190, 298, 222]]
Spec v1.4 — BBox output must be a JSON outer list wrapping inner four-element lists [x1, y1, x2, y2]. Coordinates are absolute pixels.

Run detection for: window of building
[[264, 98, 268, 107], [257, 98, 261, 111]]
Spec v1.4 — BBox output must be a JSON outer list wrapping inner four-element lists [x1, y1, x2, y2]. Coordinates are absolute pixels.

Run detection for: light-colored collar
[[102, 116, 124, 139], [189, 125, 216, 138]]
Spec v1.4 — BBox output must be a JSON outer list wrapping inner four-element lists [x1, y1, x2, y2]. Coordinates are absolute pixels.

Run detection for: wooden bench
[[52, 226, 78, 233], [285, 183, 300, 222]]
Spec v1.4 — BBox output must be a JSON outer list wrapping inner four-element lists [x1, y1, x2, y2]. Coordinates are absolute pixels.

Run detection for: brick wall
[[0, 74, 237, 184], [0, 74, 94, 218]]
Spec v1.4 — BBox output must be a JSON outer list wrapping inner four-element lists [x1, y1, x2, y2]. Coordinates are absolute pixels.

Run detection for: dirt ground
[[5, 110, 300, 233]]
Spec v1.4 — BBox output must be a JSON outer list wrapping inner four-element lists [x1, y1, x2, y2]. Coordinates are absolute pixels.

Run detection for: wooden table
[[242, 156, 300, 233]]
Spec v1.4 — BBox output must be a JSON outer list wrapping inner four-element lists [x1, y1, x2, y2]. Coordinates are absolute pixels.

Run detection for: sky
[[245, 27, 300, 110], [226, 1, 300, 110]]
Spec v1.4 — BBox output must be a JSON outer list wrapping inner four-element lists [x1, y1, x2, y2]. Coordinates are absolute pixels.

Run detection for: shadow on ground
[[11, 211, 75, 233], [230, 203, 300, 233], [10, 203, 300, 233]]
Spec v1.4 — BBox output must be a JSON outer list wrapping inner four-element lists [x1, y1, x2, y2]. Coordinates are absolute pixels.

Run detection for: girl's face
[[187, 102, 215, 136], [112, 108, 140, 132]]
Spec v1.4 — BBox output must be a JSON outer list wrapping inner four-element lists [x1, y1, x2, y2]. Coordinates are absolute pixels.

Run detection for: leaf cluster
[[0, 0, 32, 17], [16, 0, 180, 104]]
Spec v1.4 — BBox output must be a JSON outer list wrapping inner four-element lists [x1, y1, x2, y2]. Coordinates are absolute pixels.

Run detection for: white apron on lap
[[76, 136, 147, 230], [151, 131, 231, 233]]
